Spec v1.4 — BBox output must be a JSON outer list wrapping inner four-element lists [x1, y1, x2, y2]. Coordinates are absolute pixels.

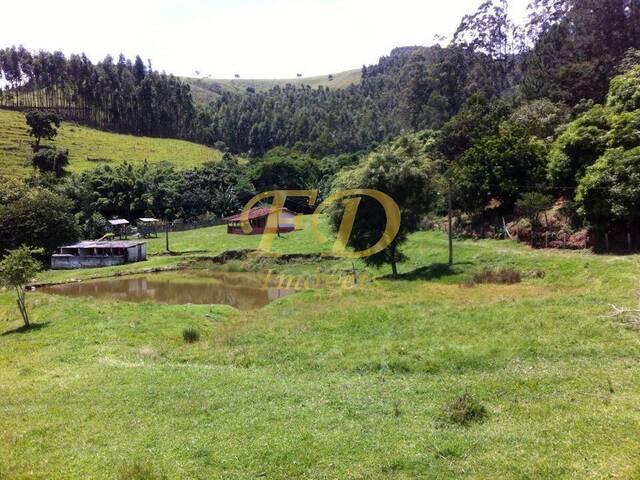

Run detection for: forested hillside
[[2, 0, 638, 158], [196, 0, 640, 155], [0, 52, 195, 138]]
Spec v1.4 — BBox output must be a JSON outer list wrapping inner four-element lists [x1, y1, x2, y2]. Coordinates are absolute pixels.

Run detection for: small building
[[224, 207, 296, 235], [137, 218, 160, 238], [108, 218, 130, 239], [51, 240, 147, 269]]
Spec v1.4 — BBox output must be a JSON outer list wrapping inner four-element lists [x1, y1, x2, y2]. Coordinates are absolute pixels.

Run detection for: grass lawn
[[1, 224, 640, 479], [185, 69, 361, 105], [0, 109, 222, 178]]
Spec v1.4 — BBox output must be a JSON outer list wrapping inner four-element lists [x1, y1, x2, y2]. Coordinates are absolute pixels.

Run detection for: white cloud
[[2, 0, 531, 79]]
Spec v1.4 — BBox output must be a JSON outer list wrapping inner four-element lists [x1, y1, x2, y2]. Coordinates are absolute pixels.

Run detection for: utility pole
[[448, 179, 453, 267], [165, 220, 170, 252]]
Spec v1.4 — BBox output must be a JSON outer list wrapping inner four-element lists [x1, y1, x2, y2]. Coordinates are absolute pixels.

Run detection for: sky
[[2, 0, 531, 79]]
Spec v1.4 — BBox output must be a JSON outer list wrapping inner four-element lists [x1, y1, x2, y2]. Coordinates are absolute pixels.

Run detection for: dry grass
[[464, 268, 522, 287]]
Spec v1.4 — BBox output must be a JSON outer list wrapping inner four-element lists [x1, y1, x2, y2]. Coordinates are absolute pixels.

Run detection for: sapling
[[0, 247, 42, 328]]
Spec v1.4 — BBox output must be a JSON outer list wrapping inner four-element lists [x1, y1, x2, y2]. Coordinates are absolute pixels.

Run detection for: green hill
[[185, 68, 361, 105], [0, 109, 223, 178]]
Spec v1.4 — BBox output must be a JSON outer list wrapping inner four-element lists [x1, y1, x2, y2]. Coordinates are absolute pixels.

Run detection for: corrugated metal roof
[[224, 207, 291, 222], [61, 241, 146, 249], [108, 219, 130, 225]]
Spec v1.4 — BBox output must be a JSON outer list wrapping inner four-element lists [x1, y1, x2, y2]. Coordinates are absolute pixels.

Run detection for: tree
[[142, 163, 184, 252], [181, 155, 253, 220], [451, 123, 548, 214], [251, 148, 321, 192], [515, 192, 554, 245], [25, 110, 61, 150], [83, 212, 108, 240], [509, 99, 570, 139], [328, 147, 436, 277], [0, 187, 80, 259], [31, 148, 69, 177], [523, 0, 639, 103], [452, 0, 523, 92], [432, 93, 511, 161], [0, 246, 42, 328], [547, 105, 610, 191], [576, 147, 640, 229], [548, 67, 640, 192], [607, 65, 640, 113]]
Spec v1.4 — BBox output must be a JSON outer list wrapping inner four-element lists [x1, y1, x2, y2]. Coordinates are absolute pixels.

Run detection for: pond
[[38, 271, 295, 310]]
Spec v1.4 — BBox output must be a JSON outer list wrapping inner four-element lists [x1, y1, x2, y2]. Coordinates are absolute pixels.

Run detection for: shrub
[[182, 327, 200, 343], [444, 393, 487, 426], [31, 147, 70, 177]]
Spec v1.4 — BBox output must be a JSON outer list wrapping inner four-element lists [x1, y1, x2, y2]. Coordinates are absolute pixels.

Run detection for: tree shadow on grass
[[381, 262, 474, 281], [1, 322, 50, 336]]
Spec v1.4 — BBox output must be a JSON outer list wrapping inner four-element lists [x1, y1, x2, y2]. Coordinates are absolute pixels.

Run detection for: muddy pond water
[[39, 271, 295, 310]]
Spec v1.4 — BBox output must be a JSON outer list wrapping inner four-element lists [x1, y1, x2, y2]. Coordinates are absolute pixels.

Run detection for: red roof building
[[224, 207, 296, 235]]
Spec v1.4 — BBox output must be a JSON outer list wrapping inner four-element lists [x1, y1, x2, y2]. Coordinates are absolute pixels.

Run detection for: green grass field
[[185, 69, 362, 105], [0, 109, 223, 178], [2, 223, 640, 479]]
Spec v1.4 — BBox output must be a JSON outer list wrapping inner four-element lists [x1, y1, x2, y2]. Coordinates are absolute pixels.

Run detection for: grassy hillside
[[2, 221, 640, 478], [0, 109, 223, 178], [185, 69, 361, 105]]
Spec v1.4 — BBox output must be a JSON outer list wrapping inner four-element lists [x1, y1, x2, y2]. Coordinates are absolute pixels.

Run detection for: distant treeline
[[0, 50, 195, 138]]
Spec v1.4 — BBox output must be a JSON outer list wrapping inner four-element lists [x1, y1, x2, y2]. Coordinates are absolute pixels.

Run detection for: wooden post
[[545, 231, 549, 248], [448, 180, 453, 267], [627, 232, 632, 252], [605, 233, 609, 252], [563, 232, 567, 249]]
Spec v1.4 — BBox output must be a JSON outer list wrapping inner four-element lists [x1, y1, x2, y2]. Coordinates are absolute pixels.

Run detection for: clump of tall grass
[[182, 327, 200, 343], [444, 393, 487, 426], [464, 268, 521, 287], [116, 460, 166, 480]]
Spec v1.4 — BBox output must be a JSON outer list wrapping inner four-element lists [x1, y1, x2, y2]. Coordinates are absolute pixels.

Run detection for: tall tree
[[328, 147, 436, 277]]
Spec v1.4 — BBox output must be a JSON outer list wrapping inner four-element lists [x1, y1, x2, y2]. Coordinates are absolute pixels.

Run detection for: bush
[[31, 147, 70, 177], [444, 393, 487, 426], [182, 327, 200, 343]]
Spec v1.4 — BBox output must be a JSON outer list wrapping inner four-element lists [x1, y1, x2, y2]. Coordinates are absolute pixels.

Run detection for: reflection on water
[[39, 272, 295, 310]]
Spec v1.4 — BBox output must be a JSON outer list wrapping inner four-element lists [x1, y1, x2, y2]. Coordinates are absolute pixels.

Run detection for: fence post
[[628, 232, 632, 252], [605, 233, 609, 252], [545, 231, 549, 248]]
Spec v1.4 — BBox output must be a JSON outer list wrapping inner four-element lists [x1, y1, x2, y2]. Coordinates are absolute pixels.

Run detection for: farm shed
[[137, 218, 160, 238], [51, 240, 147, 269], [109, 218, 130, 239], [224, 207, 296, 235]]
